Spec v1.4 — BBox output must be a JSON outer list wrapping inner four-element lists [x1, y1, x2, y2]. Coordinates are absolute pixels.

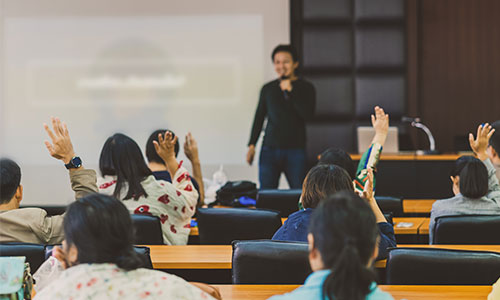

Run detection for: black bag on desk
[[215, 181, 258, 207]]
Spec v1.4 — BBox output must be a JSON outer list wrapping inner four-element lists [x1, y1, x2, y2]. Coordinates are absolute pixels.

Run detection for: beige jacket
[[0, 168, 97, 244]]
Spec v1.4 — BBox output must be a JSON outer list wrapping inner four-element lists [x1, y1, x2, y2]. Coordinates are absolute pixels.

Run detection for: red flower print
[[184, 184, 193, 192], [87, 277, 98, 287], [176, 173, 187, 183], [99, 180, 116, 189], [139, 291, 151, 298], [181, 206, 186, 213], [159, 214, 168, 224], [157, 194, 170, 204], [76, 283, 82, 290], [178, 160, 184, 169], [190, 206, 194, 211], [170, 225, 177, 233], [183, 223, 191, 228], [174, 206, 178, 211], [134, 205, 152, 216], [176, 191, 182, 197], [160, 183, 165, 186]]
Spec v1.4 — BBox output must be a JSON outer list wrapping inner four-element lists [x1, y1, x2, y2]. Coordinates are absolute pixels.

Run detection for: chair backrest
[[375, 196, 403, 217], [386, 247, 500, 285], [44, 245, 153, 269], [433, 215, 500, 244], [256, 189, 302, 217], [197, 208, 282, 245], [131, 215, 164, 245], [0, 243, 46, 273], [232, 240, 311, 284]]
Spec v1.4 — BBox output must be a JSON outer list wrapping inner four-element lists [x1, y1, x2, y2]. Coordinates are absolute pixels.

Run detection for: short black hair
[[318, 148, 356, 181], [271, 44, 298, 62], [490, 120, 500, 155], [451, 156, 488, 199], [64, 193, 143, 270], [0, 158, 21, 204], [145, 129, 180, 164]]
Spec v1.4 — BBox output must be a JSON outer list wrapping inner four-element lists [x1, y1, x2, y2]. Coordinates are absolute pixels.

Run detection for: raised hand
[[184, 132, 199, 163], [153, 131, 178, 162], [43, 117, 76, 164], [371, 106, 389, 145], [469, 123, 495, 161], [362, 168, 375, 202]]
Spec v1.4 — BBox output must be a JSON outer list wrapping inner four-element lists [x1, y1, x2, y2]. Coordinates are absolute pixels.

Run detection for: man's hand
[[43, 117, 76, 164], [246, 145, 256, 165], [153, 131, 177, 162], [469, 123, 495, 161], [184, 132, 199, 163], [371, 106, 389, 146]]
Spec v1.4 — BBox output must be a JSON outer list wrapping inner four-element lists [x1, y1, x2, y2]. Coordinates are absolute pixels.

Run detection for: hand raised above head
[[153, 130, 178, 161], [371, 106, 389, 135], [469, 123, 495, 160], [184, 132, 199, 162], [43, 117, 76, 164]]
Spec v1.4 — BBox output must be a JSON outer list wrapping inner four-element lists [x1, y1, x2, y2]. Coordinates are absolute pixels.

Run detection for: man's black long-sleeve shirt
[[248, 78, 315, 149]]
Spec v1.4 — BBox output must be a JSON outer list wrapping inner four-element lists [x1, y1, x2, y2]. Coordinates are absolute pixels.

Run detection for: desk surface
[[213, 284, 491, 300], [403, 199, 436, 214]]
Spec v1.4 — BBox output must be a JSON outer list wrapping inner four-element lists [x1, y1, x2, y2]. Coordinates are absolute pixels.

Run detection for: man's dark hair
[[318, 147, 356, 181], [490, 120, 500, 155], [271, 44, 298, 62], [99, 133, 152, 200], [301, 164, 353, 209], [451, 156, 488, 199], [145, 129, 180, 164], [0, 158, 21, 204], [64, 193, 143, 270]]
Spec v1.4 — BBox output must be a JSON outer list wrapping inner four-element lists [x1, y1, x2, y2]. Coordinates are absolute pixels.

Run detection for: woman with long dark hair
[[270, 192, 393, 300], [429, 124, 500, 243], [98, 131, 198, 245], [34, 194, 214, 299]]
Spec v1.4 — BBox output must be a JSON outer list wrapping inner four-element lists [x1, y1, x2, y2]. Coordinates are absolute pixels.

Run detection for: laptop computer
[[357, 126, 399, 154]]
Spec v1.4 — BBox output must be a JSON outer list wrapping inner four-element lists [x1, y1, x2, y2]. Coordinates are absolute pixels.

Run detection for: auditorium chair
[[131, 214, 164, 245], [44, 245, 153, 269], [433, 215, 500, 244], [375, 196, 403, 217], [386, 247, 500, 285], [231, 240, 311, 284], [256, 189, 302, 217], [0, 243, 46, 273], [197, 208, 282, 245]]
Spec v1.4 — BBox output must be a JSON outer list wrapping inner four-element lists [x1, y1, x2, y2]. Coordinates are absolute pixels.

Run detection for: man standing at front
[[246, 45, 316, 189]]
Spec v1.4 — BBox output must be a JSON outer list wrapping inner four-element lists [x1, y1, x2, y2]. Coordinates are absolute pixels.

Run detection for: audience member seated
[[33, 193, 215, 300], [488, 120, 500, 181], [98, 131, 198, 245], [430, 124, 500, 243], [0, 117, 97, 244], [272, 165, 396, 260], [269, 192, 393, 300], [318, 106, 389, 194], [146, 129, 205, 206]]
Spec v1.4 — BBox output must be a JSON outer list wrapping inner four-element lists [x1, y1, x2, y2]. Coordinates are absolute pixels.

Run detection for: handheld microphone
[[280, 75, 290, 100]]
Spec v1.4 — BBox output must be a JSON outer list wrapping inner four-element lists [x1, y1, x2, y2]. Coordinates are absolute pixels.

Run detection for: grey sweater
[[429, 159, 500, 244]]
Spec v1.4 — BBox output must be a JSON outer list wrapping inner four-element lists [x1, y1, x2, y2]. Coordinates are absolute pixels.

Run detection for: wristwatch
[[65, 156, 82, 169]]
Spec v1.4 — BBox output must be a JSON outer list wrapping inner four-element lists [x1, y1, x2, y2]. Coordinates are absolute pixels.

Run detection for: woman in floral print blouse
[[97, 131, 198, 245], [34, 193, 214, 300]]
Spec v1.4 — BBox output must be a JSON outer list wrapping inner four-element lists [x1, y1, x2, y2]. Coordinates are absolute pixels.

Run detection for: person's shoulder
[[432, 196, 461, 210], [287, 209, 312, 222], [2, 207, 47, 218]]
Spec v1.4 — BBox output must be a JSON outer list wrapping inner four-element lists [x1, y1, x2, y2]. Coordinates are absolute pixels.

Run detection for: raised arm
[[154, 130, 179, 177], [469, 123, 499, 192], [354, 106, 389, 192], [184, 132, 205, 206], [43, 117, 97, 198]]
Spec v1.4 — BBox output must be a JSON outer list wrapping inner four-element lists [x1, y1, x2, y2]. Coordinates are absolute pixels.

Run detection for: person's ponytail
[[323, 242, 376, 300]]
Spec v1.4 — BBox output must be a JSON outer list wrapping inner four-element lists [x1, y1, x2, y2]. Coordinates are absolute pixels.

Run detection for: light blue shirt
[[268, 270, 393, 300]]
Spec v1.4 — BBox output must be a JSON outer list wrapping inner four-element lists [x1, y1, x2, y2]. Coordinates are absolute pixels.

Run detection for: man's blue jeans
[[259, 146, 306, 189]]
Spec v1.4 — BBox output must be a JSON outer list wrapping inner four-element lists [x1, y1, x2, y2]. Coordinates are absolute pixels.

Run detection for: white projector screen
[[0, 0, 290, 204]]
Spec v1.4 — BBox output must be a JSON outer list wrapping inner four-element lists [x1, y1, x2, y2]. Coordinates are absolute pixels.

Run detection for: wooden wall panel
[[417, 0, 500, 152]]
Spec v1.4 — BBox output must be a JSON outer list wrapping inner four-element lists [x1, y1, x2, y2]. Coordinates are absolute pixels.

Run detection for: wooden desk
[[148, 245, 232, 269], [419, 218, 430, 234], [350, 154, 460, 161], [213, 284, 490, 300], [403, 199, 436, 214], [393, 217, 427, 235]]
